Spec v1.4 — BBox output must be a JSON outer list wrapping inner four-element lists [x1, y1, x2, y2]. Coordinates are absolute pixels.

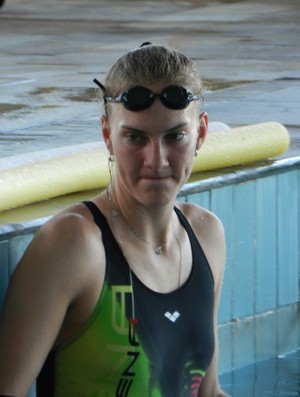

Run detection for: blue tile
[[277, 304, 299, 356], [232, 317, 255, 369], [254, 311, 277, 361], [8, 233, 34, 274], [220, 350, 300, 396], [298, 169, 300, 337], [187, 191, 210, 210], [218, 322, 233, 373], [219, 370, 233, 395], [210, 185, 234, 323], [26, 383, 36, 397], [276, 171, 299, 306], [254, 176, 277, 313], [231, 182, 255, 318], [176, 195, 186, 203], [231, 364, 256, 397]]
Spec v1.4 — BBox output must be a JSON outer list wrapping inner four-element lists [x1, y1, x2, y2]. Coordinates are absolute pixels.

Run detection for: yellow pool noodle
[[0, 122, 289, 212], [193, 121, 289, 172]]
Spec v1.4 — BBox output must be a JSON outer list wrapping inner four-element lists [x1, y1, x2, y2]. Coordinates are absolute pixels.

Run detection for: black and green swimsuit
[[52, 202, 215, 397]]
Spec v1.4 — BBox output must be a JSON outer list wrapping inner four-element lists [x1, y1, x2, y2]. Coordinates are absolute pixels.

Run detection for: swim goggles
[[93, 78, 200, 111]]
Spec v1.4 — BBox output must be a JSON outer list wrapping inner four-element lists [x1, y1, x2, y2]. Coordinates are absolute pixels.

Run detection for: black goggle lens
[[122, 86, 155, 111], [160, 85, 190, 110], [106, 85, 199, 111]]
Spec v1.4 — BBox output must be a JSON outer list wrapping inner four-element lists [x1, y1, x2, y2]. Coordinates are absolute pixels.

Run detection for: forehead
[[108, 98, 198, 134]]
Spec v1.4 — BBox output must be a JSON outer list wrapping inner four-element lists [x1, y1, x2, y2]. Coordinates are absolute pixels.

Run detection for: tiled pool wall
[[219, 348, 300, 397], [0, 157, 299, 394], [178, 157, 300, 373]]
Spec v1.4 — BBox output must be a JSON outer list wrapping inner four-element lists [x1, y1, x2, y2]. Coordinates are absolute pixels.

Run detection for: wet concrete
[[0, 0, 300, 159]]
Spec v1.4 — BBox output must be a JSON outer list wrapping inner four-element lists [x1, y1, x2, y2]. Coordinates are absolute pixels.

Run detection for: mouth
[[140, 170, 172, 179], [141, 175, 171, 181]]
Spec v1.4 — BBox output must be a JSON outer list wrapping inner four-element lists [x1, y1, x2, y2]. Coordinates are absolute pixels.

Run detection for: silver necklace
[[106, 188, 169, 255], [106, 187, 183, 290], [173, 225, 183, 288]]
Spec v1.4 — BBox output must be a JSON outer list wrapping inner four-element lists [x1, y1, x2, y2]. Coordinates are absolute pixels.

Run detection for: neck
[[106, 184, 176, 250]]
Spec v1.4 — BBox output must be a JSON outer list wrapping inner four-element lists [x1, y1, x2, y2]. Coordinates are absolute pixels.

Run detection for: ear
[[101, 115, 114, 155], [196, 112, 208, 150]]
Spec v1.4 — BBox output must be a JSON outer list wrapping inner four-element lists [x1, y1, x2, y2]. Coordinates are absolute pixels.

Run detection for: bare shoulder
[[176, 201, 224, 239], [176, 202, 226, 287], [12, 201, 105, 303], [38, 202, 97, 242], [26, 202, 101, 263]]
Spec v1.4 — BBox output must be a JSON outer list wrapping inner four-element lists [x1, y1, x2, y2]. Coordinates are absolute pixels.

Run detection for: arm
[[0, 209, 103, 397], [198, 269, 230, 397], [190, 207, 230, 397]]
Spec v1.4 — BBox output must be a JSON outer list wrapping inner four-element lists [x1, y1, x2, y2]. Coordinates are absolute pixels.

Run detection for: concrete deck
[[0, 0, 299, 159]]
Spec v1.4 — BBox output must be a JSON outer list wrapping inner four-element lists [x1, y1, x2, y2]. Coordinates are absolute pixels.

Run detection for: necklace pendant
[[154, 246, 163, 255], [111, 210, 119, 217]]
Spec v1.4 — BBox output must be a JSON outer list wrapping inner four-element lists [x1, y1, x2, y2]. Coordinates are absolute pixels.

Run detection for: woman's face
[[102, 85, 207, 208]]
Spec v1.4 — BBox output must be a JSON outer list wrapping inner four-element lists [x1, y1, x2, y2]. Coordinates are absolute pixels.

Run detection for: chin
[[141, 191, 176, 208]]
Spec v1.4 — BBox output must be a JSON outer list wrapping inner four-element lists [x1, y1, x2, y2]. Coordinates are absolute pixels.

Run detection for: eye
[[125, 132, 146, 145], [165, 131, 185, 143]]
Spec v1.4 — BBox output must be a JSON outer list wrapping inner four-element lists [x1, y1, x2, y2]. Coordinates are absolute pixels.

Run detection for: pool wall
[[178, 157, 300, 373], [0, 157, 299, 396]]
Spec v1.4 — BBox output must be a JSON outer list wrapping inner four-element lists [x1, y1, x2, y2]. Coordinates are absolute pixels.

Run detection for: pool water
[[219, 349, 300, 397]]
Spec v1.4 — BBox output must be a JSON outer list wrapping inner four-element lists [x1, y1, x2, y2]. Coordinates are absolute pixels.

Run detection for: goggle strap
[[106, 96, 123, 104], [93, 78, 106, 92], [190, 94, 200, 101], [93, 78, 108, 104]]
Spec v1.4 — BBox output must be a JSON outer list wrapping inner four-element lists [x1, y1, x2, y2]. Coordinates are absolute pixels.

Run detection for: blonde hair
[[99, 43, 205, 114]]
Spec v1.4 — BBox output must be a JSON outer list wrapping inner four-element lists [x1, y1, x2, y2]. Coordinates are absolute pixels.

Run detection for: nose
[[143, 138, 169, 170]]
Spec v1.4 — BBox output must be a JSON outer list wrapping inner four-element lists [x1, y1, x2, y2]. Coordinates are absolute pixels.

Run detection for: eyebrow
[[120, 125, 144, 133], [120, 122, 189, 133], [165, 122, 189, 132]]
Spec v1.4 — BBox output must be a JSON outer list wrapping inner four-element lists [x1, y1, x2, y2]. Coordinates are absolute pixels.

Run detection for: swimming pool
[[220, 349, 300, 397]]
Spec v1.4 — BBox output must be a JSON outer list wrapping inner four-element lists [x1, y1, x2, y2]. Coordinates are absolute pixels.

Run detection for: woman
[[0, 43, 229, 397]]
